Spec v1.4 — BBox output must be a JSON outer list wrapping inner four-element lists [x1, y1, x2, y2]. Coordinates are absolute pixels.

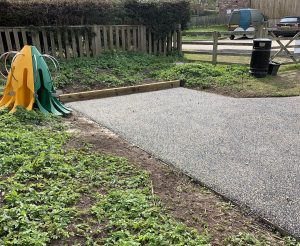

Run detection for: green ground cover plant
[[54, 52, 181, 90], [0, 108, 210, 245], [1, 52, 299, 97], [53, 52, 254, 94], [154, 62, 249, 89]]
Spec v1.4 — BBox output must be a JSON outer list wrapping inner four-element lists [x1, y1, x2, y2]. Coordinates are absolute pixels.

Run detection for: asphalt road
[[67, 88, 300, 238]]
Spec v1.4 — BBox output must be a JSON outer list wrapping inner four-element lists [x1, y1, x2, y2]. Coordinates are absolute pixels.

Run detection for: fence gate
[[269, 31, 300, 64]]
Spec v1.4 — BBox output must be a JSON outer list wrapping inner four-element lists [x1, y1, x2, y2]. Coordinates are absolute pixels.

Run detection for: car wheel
[[230, 35, 235, 40]]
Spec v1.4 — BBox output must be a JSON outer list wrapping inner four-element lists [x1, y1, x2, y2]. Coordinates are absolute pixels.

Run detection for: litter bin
[[268, 61, 280, 76], [249, 38, 272, 78]]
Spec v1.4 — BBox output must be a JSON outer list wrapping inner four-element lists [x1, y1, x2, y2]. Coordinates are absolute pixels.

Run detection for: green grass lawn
[[184, 53, 251, 64], [183, 25, 227, 41], [0, 108, 210, 245], [184, 25, 228, 33], [1, 52, 299, 98]]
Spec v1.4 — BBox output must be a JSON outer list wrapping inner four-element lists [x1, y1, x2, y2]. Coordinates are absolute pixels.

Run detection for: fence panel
[[251, 0, 300, 20], [0, 25, 182, 59]]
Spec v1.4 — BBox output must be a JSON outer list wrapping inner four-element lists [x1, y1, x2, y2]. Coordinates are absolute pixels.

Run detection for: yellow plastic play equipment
[[0, 46, 34, 113], [0, 45, 71, 116]]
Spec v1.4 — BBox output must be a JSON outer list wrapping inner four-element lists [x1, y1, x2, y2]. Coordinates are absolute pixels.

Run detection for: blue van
[[228, 9, 267, 39]]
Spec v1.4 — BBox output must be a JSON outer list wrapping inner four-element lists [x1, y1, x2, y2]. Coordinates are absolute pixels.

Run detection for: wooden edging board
[[59, 80, 184, 103]]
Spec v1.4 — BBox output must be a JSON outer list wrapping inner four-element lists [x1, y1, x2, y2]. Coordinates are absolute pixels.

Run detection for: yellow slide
[[0, 45, 35, 113]]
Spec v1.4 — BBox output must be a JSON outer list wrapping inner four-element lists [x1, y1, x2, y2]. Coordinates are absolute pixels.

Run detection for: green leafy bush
[[0, 0, 190, 37]]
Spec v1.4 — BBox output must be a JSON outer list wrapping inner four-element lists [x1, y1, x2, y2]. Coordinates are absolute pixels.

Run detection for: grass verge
[[0, 108, 209, 245], [153, 62, 300, 97], [183, 25, 227, 41]]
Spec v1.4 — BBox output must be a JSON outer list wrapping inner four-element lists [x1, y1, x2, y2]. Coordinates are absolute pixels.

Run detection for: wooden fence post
[[21, 28, 28, 45], [140, 26, 147, 53], [177, 24, 182, 55], [103, 26, 108, 51], [148, 29, 152, 54], [4, 29, 13, 51], [109, 26, 113, 50], [262, 27, 268, 38], [41, 29, 49, 54], [92, 25, 101, 57], [12, 28, 21, 51], [64, 30, 71, 60], [33, 30, 42, 52], [49, 31, 56, 57], [255, 26, 263, 38], [121, 26, 126, 51], [144, 26, 148, 53], [212, 31, 218, 65], [57, 31, 64, 58], [0, 30, 5, 54], [115, 26, 120, 50]]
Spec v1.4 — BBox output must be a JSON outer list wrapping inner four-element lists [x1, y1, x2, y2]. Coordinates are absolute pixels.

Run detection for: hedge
[[0, 0, 190, 37]]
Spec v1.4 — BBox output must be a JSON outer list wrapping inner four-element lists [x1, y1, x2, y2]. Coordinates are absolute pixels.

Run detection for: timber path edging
[[59, 80, 184, 103]]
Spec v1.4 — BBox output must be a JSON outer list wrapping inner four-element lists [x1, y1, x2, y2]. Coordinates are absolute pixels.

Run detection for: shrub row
[[0, 0, 190, 36]]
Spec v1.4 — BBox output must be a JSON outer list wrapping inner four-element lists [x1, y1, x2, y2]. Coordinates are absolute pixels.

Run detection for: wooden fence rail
[[182, 31, 300, 65], [0, 25, 181, 59]]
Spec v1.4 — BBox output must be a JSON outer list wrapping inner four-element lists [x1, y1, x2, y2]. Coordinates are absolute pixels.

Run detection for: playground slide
[[0, 45, 71, 116]]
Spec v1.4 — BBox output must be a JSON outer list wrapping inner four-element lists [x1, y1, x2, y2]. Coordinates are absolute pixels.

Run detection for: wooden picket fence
[[0, 25, 182, 59]]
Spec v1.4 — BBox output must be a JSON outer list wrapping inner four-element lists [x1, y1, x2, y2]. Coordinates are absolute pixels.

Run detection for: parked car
[[228, 8, 267, 40], [273, 16, 300, 37]]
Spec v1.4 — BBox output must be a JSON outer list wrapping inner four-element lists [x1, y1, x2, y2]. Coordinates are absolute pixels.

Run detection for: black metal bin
[[250, 39, 272, 78]]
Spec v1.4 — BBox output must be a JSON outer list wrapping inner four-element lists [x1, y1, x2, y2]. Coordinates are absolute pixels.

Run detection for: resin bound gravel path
[[67, 88, 300, 238]]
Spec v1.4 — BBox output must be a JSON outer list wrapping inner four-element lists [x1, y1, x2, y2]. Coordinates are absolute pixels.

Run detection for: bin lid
[[254, 38, 272, 42], [253, 38, 272, 49]]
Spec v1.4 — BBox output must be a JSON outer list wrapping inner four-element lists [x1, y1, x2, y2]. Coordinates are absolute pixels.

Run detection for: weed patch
[[154, 63, 249, 89], [224, 232, 266, 245], [55, 52, 181, 91], [0, 108, 210, 245]]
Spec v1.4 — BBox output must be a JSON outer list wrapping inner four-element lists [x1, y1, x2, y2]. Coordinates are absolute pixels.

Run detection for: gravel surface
[[67, 88, 300, 238]]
